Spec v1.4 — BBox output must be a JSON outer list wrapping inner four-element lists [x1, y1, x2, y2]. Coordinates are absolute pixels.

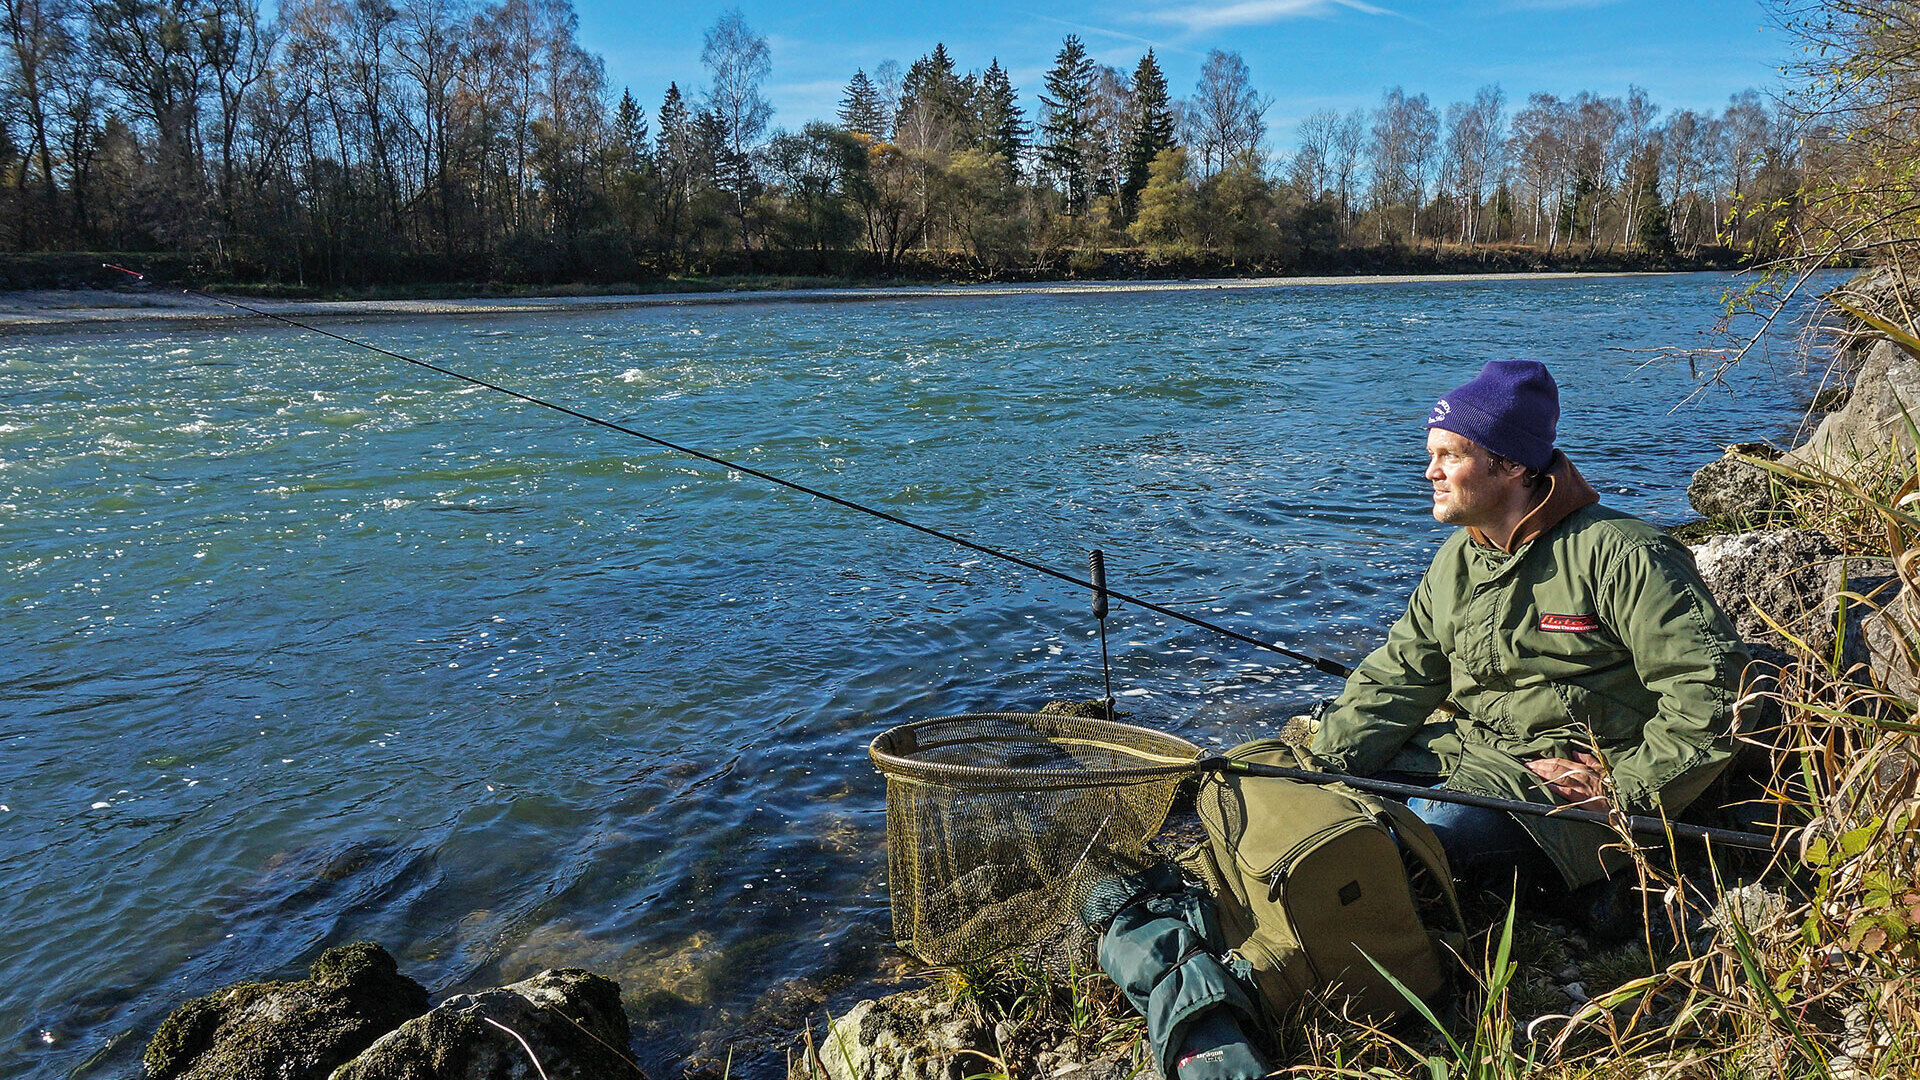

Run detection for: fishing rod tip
[[102, 263, 145, 281]]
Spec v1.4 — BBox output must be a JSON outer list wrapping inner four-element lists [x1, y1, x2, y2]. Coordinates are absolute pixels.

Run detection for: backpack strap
[[1372, 796, 1468, 941]]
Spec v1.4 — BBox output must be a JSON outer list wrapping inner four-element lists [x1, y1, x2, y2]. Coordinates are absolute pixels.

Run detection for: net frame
[[870, 711, 1204, 965]]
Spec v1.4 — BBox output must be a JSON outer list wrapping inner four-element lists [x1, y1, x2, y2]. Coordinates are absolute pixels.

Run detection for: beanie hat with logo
[[1426, 360, 1559, 473]]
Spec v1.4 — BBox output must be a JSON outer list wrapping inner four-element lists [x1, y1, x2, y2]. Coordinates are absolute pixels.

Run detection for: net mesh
[[869, 711, 1203, 965]]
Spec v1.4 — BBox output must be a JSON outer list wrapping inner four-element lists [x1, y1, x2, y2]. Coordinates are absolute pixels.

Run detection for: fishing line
[[105, 264, 1355, 680]]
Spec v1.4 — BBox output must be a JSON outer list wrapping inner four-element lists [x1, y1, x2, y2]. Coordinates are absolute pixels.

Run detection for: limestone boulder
[[144, 942, 429, 1080], [1689, 529, 1894, 674], [332, 968, 642, 1080], [795, 986, 1148, 1080], [804, 988, 988, 1080], [1687, 442, 1781, 523], [1784, 338, 1920, 473], [1863, 587, 1920, 701]]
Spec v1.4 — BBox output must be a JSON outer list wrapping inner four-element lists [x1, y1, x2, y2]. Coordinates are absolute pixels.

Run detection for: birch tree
[[700, 6, 770, 251], [1190, 48, 1266, 176]]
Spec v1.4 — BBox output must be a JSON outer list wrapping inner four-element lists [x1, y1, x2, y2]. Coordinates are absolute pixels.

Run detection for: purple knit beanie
[[1426, 360, 1559, 472]]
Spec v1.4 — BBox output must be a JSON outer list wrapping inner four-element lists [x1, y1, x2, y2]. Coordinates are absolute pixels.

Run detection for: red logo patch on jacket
[[1539, 613, 1600, 633]]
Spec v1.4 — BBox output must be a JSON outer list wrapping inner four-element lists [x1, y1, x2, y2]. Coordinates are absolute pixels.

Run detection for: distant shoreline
[[0, 270, 1708, 332]]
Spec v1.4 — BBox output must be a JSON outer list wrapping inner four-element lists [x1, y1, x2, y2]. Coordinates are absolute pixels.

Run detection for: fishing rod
[[103, 264, 1354, 680], [1203, 757, 1783, 852]]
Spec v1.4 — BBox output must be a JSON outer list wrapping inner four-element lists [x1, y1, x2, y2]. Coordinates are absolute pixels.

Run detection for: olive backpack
[[1178, 739, 1466, 1024]]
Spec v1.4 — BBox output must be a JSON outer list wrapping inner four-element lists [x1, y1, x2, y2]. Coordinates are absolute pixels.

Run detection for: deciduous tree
[[1130, 145, 1197, 257], [700, 6, 770, 251], [1190, 49, 1266, 176]]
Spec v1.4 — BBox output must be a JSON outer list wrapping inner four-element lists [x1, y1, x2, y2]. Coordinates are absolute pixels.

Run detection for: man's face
[[1425, 427, 1527, 527]]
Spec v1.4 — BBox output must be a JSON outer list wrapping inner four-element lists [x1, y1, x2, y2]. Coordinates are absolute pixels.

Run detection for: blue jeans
[[1405, 788, 1538, 882]]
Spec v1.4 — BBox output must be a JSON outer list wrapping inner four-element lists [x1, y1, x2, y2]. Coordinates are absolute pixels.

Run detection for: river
[[0, 273, 1831, 1077]]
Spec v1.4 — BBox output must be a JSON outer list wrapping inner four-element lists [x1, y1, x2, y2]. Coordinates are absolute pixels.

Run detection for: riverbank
[[0, 244, 1761, 301], [2, 269, 1690, 332]]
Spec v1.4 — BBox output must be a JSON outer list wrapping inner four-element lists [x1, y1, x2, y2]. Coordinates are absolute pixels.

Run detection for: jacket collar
[[1467, 452, 1600, 554]]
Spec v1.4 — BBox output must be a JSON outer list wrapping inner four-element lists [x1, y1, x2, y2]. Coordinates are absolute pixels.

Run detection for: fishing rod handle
[[1201, 758, 1780, 853], [1089, 549, 1109, 620]]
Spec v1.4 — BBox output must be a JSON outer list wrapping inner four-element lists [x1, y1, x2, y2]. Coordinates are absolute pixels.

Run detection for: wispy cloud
[[1151, 0, 1395, 33], [1018, 10, 1201, 58], [1499, 0, 1619, 9]]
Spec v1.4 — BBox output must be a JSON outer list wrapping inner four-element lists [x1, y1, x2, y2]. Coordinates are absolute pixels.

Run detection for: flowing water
[[0, 273, 1833, 1077]]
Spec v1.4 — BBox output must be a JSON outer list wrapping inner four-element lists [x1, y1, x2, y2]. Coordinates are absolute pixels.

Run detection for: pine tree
[[656, 83, 690, 170], [1121, 50, 1176, 213], [955, 71, 981, 149], [1040, 34, 1097, 214], [838, 69, 885, 139], [610, 90, 652, 249], [1633, 171, 1675, 255], [613, 90, 650, 170], [655, 82, 694, 252], [899, 43, 966, 151], [976, 59, 1028, 181]]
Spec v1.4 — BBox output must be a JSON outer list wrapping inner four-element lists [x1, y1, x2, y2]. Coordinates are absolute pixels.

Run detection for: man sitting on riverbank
[[1307, 360, 1749, 917]]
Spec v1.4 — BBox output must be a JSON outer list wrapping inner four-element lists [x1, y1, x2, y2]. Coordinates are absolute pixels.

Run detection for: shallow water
[[0, 274, 1832, 1077]]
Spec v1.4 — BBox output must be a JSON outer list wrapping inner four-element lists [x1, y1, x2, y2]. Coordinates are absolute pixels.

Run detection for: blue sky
[[573, 1, 1797, 154]]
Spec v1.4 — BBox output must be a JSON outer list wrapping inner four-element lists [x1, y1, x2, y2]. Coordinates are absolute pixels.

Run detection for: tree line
[[0, 0, 1803, 286]]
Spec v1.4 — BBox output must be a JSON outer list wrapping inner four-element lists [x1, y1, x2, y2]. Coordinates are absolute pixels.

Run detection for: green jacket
[[1310, 455, 1748, 888]]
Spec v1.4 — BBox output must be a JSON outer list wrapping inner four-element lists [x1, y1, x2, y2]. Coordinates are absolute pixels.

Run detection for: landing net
[[869, 711, 1203, 965]]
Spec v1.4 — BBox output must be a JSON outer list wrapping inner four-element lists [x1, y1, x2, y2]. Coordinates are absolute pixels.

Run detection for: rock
[[796, 987, 1147, 1080], [1706, 884, 1793, 936], [1039, 699, 1117, 720], [1688, 443, 1781, 523], [1563, 982, 1589, 1004], [333, 968, 641, 1080], [1784, 338, 1920, 473], [1689, 529, 1895, 673], [144, 942, 429, 1080], [804, 988, 987, 1080], [1863, 586, 1920, 699]]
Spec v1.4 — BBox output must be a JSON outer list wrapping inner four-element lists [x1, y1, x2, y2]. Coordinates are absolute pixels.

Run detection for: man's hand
[[1527, 751, 1610, 812]]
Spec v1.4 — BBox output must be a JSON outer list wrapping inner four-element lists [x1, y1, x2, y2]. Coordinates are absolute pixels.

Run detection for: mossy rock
[[333, 968, 642, 1080], [1038, 698, 1118, 720], [144, 942, 429, 1080]]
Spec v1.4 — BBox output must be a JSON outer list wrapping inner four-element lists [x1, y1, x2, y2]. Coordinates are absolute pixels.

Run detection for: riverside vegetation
[[0, 2, 1795, 291]]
